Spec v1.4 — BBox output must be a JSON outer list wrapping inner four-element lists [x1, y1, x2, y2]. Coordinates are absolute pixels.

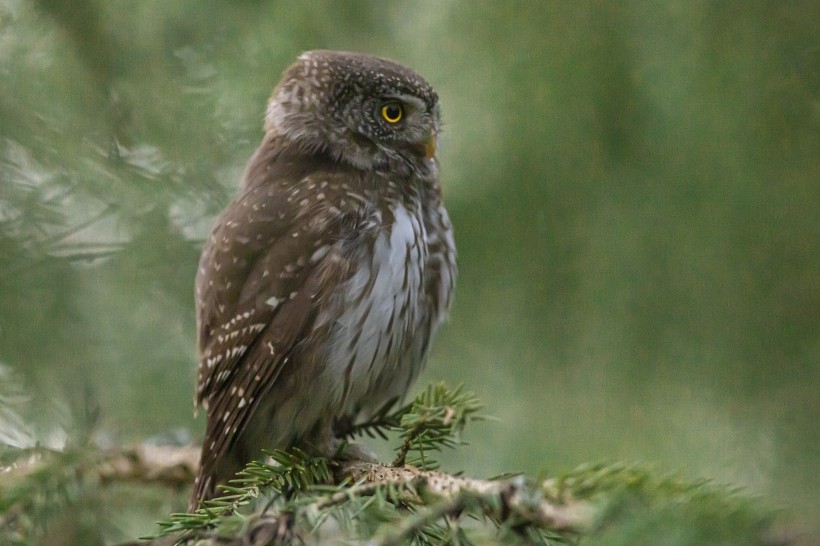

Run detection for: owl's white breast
[[318, 202, 428, 412]]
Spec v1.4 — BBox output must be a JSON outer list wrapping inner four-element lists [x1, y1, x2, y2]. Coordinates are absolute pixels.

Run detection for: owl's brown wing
[[193, 165, 366, 502]]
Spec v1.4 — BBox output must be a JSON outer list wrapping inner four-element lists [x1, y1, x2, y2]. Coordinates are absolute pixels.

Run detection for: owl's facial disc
[[364, 93, 438, 156]]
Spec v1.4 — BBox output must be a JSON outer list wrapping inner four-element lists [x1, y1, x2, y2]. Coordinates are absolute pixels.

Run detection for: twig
[[375, 494, 469, 546], [391, 422, 421, 468], [97, 444, 198, 488]]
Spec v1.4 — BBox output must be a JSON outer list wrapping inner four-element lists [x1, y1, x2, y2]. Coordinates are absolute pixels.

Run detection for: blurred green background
[[1, 0, 817, 542]]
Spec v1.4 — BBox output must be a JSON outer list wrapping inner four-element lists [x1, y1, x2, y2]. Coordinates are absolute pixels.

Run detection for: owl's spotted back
[[191, 51, 455, 509]]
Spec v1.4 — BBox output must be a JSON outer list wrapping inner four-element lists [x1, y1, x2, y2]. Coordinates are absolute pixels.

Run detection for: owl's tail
[[188, 442, 246, 512]]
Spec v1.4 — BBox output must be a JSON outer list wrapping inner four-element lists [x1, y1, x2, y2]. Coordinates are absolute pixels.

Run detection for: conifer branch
[[0, 382, 786, 546], [390, 383, 483, 469], [338, 461, 593, 533]]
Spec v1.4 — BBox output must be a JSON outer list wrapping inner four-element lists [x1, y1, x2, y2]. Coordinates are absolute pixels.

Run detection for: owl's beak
[[422, 134, 437, 159]]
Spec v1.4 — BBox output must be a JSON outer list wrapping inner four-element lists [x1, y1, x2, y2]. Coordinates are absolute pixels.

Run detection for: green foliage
[[1, 0, 817, 542], [154, 449, 332, 538], [556, 464, 776, 546], [130, 384, 776, 546], [390, 382, 484, 469], [0, 445, 113, 545]]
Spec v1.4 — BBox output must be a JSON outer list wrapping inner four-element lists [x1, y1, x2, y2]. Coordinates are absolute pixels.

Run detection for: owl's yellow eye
[[380, 102, 403, 123]]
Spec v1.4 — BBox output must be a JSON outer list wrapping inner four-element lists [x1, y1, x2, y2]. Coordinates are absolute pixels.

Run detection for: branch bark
[[338, 461, 594, 533]]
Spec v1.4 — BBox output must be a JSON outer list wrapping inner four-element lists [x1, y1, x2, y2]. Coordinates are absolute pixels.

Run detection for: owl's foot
[[303, 432, 378, 463], [333, 439, 378, 462]]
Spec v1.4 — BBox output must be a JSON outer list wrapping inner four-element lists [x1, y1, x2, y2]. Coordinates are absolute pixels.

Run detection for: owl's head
[[265, 50, 440, 175]]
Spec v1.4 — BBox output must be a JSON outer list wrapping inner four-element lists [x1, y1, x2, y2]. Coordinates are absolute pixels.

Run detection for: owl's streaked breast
[[316, 200, 429, 414]]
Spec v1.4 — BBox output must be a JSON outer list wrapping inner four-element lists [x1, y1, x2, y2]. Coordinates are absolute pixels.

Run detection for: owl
[[190, 50, 456, 509]]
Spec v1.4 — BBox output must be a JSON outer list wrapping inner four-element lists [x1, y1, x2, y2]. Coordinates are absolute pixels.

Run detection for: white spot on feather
[[310, 245, 330, 264]]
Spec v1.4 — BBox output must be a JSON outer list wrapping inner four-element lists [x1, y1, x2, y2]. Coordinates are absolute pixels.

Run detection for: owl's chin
[[335, 144, 436, 179], [277, 131, 435, 179]]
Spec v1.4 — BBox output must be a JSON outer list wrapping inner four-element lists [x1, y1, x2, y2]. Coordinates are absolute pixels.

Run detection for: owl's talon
[[334, 440, 379, 463]]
